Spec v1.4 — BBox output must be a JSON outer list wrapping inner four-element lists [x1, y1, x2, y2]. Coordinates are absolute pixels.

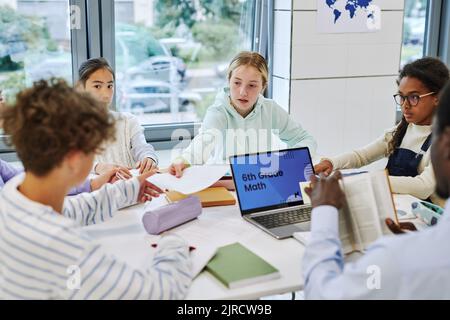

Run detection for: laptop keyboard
[[251, 207, 311, 229]]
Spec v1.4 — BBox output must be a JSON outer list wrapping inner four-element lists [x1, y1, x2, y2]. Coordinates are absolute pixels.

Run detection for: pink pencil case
[[142, 195, 202, 235]]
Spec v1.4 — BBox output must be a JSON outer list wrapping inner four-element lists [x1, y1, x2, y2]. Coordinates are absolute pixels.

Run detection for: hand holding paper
[[146, 165, 229, 194]]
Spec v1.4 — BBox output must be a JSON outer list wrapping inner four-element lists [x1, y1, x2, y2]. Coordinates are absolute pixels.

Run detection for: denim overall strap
[[386, 133, 432, 178]]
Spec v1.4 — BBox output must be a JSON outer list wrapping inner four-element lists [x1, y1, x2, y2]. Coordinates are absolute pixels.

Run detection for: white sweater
[[95, 112, 158, 169], [324, 123, 443, 206]]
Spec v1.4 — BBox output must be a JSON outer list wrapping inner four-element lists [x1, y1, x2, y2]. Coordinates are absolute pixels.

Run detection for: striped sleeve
[[64, 234, 192, 300], [62, 178, 140, 226]]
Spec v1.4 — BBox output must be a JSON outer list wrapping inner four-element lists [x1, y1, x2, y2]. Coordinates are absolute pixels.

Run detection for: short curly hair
[[1, 78, 116, 176]]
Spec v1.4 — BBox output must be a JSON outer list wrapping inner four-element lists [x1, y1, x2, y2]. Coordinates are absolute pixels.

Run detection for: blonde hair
[[227, 51, 269, 89]]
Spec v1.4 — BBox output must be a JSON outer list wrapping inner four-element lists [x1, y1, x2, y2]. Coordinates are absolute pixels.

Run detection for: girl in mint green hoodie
[[169, 51, 317, 177]]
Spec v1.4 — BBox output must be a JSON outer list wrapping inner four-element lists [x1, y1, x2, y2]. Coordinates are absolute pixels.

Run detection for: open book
[[339, 170, 398, 254]]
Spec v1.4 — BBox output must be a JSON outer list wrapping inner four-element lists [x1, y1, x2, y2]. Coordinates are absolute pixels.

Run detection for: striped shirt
[[0, 174, 192, 300]]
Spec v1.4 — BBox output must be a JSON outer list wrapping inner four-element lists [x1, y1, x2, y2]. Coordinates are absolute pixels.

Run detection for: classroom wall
[[272, 0, 405, 158]]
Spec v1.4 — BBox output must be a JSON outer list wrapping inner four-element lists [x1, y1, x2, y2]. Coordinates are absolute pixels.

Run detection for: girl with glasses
[[315, 57, 449, 206]]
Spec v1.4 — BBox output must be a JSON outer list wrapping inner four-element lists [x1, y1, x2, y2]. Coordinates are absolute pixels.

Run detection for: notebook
[[205, 242, 280, 289], [165, 187, 236, 207]]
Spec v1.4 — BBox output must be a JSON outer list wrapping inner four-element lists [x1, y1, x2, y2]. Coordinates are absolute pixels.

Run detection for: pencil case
[[142, 195, 202, 235]]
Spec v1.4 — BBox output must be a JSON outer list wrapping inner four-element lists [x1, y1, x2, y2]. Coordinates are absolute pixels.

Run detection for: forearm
[[303, 206, 398, 299], [327, 139, 387, 170], [389, 171, 435, 199], [180, 129, 218, 165], [67, 235, 192, 300], [303, 206, 345, 299], [63, 178, 140, 226], [130, 133, 158, 165]]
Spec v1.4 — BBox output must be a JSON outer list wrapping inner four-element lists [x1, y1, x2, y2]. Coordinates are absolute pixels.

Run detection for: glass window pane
[[114, 0, 254, 125], [0, 0, 73, 105], [400, 0, 428, 66]]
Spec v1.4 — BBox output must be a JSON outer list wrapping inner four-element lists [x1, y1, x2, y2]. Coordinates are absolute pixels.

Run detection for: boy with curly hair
[[0, 79, 192, 299]]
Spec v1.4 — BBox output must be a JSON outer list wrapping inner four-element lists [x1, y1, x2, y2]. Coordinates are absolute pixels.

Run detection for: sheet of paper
[[394, 194, 419, 220], [146, 165, 229, 194], [190, 245, 217, 278], [293, 231, 311, 246], [299, 181, 311, 205]]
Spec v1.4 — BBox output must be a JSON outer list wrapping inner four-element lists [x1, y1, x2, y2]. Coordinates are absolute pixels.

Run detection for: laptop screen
[[230, 147, 314, 215]]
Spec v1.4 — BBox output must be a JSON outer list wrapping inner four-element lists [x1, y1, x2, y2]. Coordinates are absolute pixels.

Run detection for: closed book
[[166, 187, 236, 207], [206, 242, 280, 289]]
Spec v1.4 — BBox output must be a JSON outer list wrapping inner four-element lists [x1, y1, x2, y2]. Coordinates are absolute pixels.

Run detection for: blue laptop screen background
[[231, 149, 314, 212]]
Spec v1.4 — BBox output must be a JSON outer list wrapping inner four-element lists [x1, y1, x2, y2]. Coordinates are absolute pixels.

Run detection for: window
[[113, 0, 255, 125], [0, 0, 73, 106], [401, 0, 428, 66]]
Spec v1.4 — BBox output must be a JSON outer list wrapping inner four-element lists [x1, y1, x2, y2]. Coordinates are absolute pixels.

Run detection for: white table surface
[[83, 192, 305, 300], [83, 192, 423, 300]]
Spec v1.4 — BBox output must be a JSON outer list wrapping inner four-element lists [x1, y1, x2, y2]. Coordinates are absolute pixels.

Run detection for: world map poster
[[317, 0, 382, 33]]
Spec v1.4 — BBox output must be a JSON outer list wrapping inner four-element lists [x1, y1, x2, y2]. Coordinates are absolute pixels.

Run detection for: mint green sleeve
[[271, 102, 317, 155], [180, 109, 227, 165]]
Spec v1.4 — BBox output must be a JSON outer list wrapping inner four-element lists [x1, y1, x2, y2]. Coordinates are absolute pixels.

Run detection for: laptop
[[229, 147, 315, 239]]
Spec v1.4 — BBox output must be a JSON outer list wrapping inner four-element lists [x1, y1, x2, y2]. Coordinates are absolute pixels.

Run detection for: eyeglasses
[[393, 92, 435, 107]]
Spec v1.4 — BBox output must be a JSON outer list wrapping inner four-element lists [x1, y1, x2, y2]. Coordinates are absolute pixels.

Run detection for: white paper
[[299, 181, 311, 205], [190, 245, 217, 278], [293, 232, 311, 246], [317, 0, 381, 33], [146, 165, 229, 194]]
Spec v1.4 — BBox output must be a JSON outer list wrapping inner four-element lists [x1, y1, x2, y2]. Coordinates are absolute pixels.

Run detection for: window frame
[[425, 0, 450, 65], [0, 0, 89, 160], [100, 0, 270, 150], [0, 0, 271, 159]]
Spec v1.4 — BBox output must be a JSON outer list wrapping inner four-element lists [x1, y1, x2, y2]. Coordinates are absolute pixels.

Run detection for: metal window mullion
[[438, 0, 450, 65], [253, 0, 262, 51], [424, 0, 442, 58], [267, 0, 274, 98], [70, 0, 88, 84], [99, 0, 115, 67], [97, 0, 116, 110], [86, 0, 101, 58]]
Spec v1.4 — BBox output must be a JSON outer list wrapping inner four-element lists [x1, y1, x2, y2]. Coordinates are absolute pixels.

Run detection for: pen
[[150, 243, 196, 252]]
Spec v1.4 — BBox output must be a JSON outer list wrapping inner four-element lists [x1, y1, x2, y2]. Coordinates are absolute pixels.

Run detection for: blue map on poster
[[325, 0, 374, 24]]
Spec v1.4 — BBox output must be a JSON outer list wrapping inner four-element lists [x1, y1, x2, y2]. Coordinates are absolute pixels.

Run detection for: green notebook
[[205, 242, 280, 289]]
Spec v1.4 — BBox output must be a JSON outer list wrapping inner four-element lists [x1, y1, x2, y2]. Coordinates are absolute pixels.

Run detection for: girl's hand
[[136, 158, 157, 174], [168, 162, 188, 178], [95, 163, 132, 181], [314, 160, 333, 176], [136, 169, 164, 202], [90, 168, 119, 190]]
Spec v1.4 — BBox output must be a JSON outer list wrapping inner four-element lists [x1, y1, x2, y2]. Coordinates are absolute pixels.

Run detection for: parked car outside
[[118, 79, 200, 113], [125, 55, 186, 83]]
